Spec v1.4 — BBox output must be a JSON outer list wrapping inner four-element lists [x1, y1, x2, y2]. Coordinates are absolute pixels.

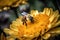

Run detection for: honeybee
[[21, 12, 34, 26]]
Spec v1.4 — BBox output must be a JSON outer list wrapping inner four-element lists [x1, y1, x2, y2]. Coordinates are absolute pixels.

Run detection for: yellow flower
[[0, 0, 27, 11], [4, 8, 60, 40]]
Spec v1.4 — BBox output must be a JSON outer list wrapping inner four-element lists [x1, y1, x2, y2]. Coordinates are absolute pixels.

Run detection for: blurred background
[[0, 0, 60, 40]]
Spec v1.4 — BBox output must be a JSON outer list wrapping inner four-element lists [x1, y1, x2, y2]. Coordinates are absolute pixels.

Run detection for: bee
[[21, 12, 34, 26]]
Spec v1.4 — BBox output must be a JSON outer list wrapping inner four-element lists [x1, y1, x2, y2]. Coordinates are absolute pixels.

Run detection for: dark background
[[0, 0, 60, 40]]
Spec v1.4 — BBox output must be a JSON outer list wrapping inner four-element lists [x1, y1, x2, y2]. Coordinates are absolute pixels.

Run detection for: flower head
[[4, 8, 60, 40]]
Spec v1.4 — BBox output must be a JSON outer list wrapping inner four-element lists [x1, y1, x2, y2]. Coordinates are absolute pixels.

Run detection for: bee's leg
[[25, 22, 27, 26], [23, 22, 24, 25]]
